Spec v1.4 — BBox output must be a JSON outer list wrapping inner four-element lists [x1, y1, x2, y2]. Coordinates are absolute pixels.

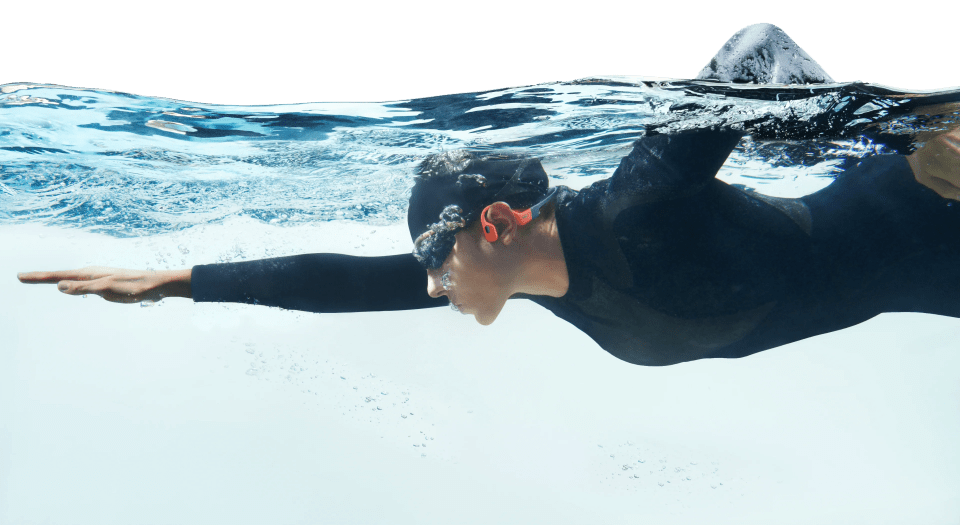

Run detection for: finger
[[18, 270, 70, 283], [56, 279, 86, 295], [58, 276, 157, 303], [19, 267, 117, 284], [56, 278, 111, 296], [20, 270, 88, 284]]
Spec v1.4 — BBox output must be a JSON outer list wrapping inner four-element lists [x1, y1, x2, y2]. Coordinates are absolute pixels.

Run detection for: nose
[[426, 269, 445, 299]]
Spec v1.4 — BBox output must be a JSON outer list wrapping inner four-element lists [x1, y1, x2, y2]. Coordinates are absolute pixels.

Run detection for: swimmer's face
[[425, 223, 516, 326]]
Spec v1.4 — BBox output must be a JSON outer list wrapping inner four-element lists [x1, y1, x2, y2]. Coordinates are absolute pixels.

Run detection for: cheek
[[458, 270, 499, 301], [462, 280, 508, 318], [447, 238, 507, 309]]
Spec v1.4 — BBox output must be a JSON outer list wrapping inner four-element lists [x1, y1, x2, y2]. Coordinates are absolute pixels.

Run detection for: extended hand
[[17, 267, 192, 303]]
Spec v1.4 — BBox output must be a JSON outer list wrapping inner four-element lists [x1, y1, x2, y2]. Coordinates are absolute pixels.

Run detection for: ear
[[483, 202, 519, 246]]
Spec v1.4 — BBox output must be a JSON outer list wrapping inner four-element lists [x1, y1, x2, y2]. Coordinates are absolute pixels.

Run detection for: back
[[530, 132, 960, 366]]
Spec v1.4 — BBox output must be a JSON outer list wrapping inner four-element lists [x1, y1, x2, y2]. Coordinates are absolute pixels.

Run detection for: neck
[[513, 213, 569, 298]]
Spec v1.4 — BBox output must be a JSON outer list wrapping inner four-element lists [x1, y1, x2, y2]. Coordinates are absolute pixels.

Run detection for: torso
[[530, 155, 960, 366]]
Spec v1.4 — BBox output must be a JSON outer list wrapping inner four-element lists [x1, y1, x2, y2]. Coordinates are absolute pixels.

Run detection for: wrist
[[157, 268, 193, 299]]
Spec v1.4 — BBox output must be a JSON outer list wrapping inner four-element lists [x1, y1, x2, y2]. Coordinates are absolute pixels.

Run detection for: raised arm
[[609, 127, 745, 193], [588, 127, 746, 223]]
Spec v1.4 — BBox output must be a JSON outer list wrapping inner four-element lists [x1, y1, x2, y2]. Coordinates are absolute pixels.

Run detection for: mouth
[[445, 289, 468, 315], [449, 298, 467, 314]]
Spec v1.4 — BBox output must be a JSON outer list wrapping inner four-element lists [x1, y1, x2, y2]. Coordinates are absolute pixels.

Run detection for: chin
[[474, 314, 496, 326], [471, 306, 504, 326]]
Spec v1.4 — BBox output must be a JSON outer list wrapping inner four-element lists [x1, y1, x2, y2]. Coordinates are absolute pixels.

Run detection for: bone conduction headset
[[480, 186, 559, 242]]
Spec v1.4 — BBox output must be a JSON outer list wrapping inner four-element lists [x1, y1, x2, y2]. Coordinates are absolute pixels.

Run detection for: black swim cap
[[408, 150, 549, 269]]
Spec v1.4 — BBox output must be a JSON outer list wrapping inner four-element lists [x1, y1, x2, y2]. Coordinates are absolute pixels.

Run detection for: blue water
[[4, 78, 960, 525], [2, 79, 959, 236]]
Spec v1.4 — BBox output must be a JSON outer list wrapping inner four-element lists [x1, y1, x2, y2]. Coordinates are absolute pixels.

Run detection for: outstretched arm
[[18, 267, 192, 303], [19, 253, 447, 313], [192, 253, 445, 312]]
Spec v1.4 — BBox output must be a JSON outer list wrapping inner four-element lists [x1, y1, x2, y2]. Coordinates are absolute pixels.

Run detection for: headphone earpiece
[[484, 224, 499, 242], [481, 206, 499, 242]]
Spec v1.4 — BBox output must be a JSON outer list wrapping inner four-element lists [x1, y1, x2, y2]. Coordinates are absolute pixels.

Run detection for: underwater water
[[2, 78, 960, 524], [4, 78, 959, 235]]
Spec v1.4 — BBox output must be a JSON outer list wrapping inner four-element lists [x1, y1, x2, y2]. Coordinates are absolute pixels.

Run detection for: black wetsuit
[[191, 128, 960, 366]]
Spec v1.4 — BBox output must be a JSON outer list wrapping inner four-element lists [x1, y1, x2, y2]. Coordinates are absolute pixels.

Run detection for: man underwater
[[19, 24, 960, 366]]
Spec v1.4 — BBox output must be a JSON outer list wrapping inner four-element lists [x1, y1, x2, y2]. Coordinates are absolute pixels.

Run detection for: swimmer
[[18, 25, 960, 366]]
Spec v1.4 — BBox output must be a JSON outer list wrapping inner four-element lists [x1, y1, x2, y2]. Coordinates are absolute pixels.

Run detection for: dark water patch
[[187, 127, 265, 139], [389, 90, 557, 131], [571, 78, 646, 89], [1, 146, 71, 155], [672, 80, 850, 101], [567, 97, 648, 107]]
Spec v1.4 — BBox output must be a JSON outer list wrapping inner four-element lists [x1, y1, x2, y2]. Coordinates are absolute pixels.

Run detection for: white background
[[4, 219, 958, 524]]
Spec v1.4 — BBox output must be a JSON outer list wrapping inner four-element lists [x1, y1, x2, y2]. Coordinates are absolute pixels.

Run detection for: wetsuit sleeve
[[581, 127, 746, 223], [610, 127, 745, 193], [190, 253, 447, 313]]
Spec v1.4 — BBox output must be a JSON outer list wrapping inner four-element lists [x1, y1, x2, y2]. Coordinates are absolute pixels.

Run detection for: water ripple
[[1, 79, 958, 236]]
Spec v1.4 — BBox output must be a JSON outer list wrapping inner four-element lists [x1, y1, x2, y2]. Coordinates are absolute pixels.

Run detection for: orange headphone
[[479, 187, 558, 242]]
